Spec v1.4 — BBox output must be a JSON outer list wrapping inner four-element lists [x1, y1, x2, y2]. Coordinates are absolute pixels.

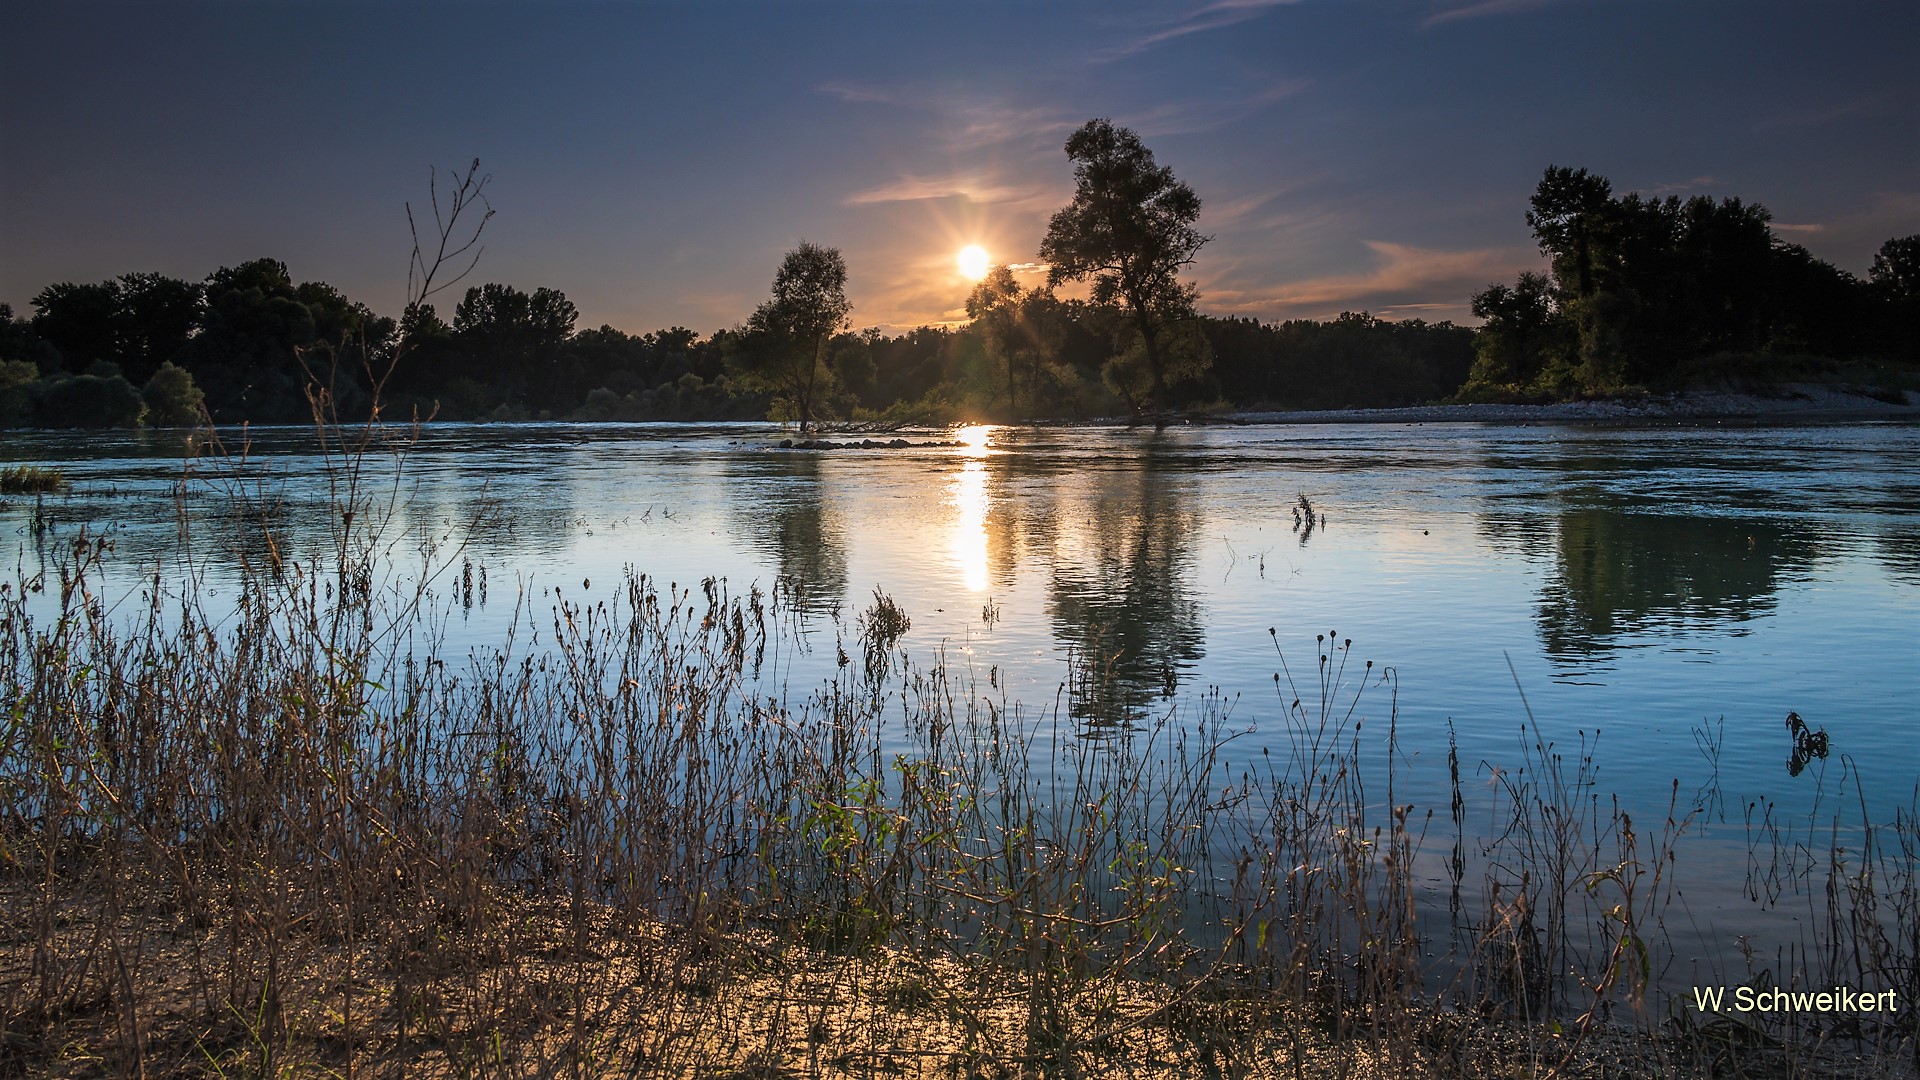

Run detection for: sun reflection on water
[[955, 424, 994, 457], [950, 460, 989, 592]]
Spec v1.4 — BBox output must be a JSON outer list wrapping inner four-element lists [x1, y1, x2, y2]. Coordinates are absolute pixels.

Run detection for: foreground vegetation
[[3, 515, 1914, 1076], [0, 465, 67, 495]]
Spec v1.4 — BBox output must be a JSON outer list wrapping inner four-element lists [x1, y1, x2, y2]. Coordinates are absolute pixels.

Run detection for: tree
[[142, 361, 206, 427], [29, 280, 122, 371], [35, 373, 145, 428], [738, 241, 851, 431], [1869, 235, 1920, 361], [1870, 235, 1920, 300], [178, 260, 317, 421], [114, 273, 204, 384], [0, 303, 64, 375], [1470, 271, 1561, 384], [1526, 166, 1614, 299], [452, 283, 579, 412], [966, 265, 1036, 420], [1039, 119, 1210, 417]]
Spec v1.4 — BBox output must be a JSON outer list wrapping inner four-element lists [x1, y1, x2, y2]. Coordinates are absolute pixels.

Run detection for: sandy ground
[[9, 880, 1913, 1079]]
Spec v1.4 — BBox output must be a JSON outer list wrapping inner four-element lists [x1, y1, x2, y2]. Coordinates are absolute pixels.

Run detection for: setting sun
[[957, 244, 990, 281]]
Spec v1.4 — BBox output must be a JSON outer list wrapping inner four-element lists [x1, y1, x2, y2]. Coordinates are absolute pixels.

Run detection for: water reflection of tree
[[735, 455, 847, 616], [1045, 457, 1204, 723], [1536, 508, 1818, 656], [1872, 529, 1920, 588]]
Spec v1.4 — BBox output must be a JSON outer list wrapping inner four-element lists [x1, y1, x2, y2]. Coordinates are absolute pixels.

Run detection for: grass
[[0, 464, 66, 494], [2, 523, 1913, 1077]]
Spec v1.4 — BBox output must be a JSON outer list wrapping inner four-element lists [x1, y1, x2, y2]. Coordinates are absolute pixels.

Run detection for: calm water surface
[[7, 419, 1917, 974]]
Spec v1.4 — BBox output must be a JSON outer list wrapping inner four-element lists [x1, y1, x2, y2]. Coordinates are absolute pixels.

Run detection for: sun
[[957, 245, 990, 281]]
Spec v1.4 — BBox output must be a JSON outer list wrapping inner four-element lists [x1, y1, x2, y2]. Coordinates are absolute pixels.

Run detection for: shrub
[[0, 358, 37, 427], [33, 372, 145, 427], [141, 360, 206, 427]]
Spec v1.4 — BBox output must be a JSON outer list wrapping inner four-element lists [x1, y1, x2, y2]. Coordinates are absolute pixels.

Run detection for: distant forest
[[3, 166, 1915, 429]]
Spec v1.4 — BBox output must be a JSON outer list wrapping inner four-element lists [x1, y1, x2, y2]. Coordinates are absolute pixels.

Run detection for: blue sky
[[3, 1, 1914, 334]]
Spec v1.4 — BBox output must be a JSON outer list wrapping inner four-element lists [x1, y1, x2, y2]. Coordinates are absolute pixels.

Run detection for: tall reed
[[8, 519, 1909, 1078]]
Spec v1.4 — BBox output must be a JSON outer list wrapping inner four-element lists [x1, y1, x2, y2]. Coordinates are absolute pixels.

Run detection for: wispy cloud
[[1203, 191, 1285, 229], [816, 81, 891, 104], [1423, 0, 1561, 29], [1755, 95, 1884, 130], [945, 103, 1079, 149], [1650, 175, 1721, 195], [1207, 241, 1542, 321], [1099, 0, 1301, 60], [816, 80, 1075, 151], [1785, 190, 1920, 269], [843, 173, 1043, 207], [1122, 77, 1312, 138], [817, 70, 1302, 152]]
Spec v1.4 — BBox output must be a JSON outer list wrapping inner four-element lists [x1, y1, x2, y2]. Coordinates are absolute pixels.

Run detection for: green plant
[[0, 465, 66, 494]]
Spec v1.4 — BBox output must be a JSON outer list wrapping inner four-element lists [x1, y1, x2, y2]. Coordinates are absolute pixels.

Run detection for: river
[[6, 418, 1917, 985]]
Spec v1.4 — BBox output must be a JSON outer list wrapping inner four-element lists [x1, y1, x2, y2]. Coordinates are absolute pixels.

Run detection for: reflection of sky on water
[[6, 419, 1919, 942]]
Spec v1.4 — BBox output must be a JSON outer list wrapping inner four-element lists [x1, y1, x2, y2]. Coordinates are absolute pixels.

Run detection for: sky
[[3, 1, 1915, 336]]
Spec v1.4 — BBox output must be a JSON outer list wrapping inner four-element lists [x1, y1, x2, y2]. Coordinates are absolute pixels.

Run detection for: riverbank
[[1215, 384, 1920, 426], [9, 880, 1910, 1080]]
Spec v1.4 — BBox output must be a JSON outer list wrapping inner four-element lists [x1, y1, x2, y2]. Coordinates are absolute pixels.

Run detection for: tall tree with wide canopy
[[738, 241, 850, 431], [1527, 166, 1615, 300], [1039, 119, 1210, 417]]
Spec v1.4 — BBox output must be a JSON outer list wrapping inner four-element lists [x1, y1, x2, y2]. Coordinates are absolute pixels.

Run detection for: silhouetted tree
[[736, 241, 851, 431], [453, 283, 579, 412], [1470, 271, 1562, 385], [114, 273, 204, 384], [0, 303, 63, 376], [968, 265, 1060, 420], [1527, 166, 1614, 299], [1480, 166, 1885, 395], [29, 281, 121, 372], [1871, 235, 1920, 300], [1040, 119, 1210, 418], [1869, 234, 1920, 361], [177, 259, 317, 421]]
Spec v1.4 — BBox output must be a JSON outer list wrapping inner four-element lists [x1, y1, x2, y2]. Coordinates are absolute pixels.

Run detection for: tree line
[[4, 124, 1913, 430], [1464, 166, 1917, 400]]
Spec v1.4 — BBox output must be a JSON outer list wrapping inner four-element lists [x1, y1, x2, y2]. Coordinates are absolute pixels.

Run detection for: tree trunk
[[799, 336, 823, 432], [1008, 353, 1018, 423], [1135, 304, 1169, 421]]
